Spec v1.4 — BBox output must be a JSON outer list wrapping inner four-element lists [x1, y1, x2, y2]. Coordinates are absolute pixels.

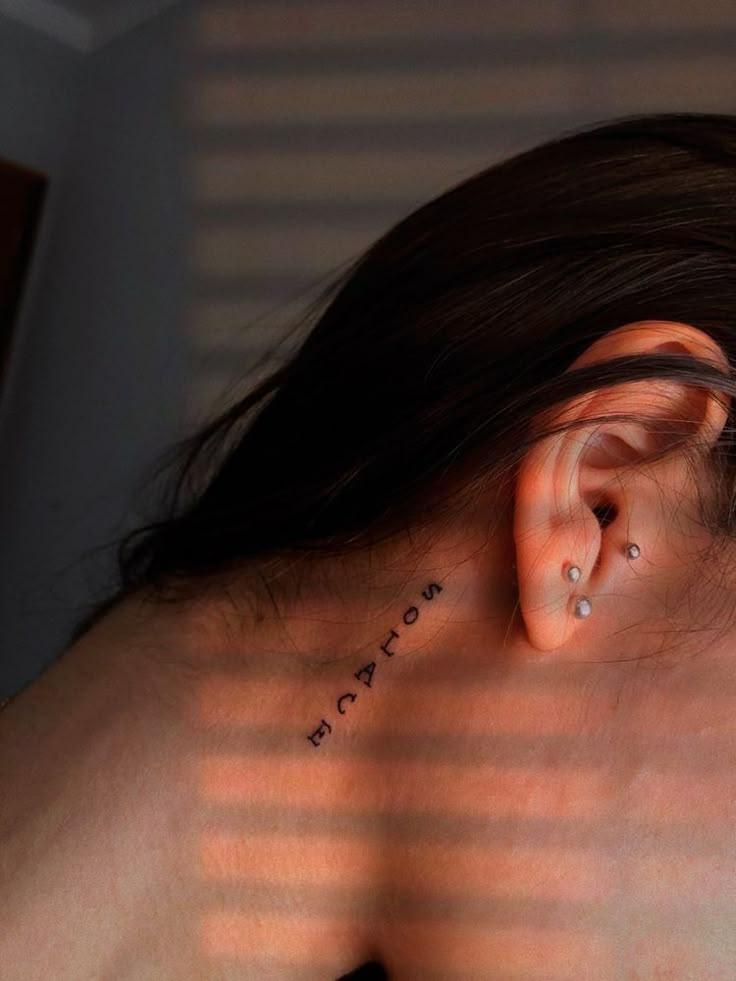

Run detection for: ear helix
[[565, 542, 640, 619]]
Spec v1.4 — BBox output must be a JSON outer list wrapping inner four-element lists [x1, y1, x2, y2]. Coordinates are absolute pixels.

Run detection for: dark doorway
[[0, 157, 48, 399]]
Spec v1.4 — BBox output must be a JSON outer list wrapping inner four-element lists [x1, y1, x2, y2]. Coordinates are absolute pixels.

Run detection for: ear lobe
[[513, 424, 603, 652]]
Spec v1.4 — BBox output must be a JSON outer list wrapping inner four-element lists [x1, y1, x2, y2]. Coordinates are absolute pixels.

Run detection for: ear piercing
[[574, 597, 593, 619], [567, 542, 640, 619]]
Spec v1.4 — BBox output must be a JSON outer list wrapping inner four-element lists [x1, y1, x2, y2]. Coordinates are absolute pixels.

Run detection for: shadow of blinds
[[183, 0, 736, 424], [177, 3, 736, 978]]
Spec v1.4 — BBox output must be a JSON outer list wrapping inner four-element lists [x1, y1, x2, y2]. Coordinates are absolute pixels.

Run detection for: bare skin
[[1, 320, 736, 980]]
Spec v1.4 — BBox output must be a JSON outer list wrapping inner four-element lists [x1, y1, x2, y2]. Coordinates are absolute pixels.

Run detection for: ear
[[513, 320, 731, 652]]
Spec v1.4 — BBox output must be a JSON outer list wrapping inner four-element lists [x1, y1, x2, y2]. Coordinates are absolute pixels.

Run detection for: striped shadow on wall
[[182, 0, 736, 423]]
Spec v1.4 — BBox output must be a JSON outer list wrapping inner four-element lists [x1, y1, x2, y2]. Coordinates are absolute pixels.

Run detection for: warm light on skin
[[179, 324, 736, 978], [6, 322, 736, 977], [199, 754, 614, 818], [183, 551, 736, 978], [165, 8, 736, 970], [200, 911, 613, 976], [198, 749, 736, 826]]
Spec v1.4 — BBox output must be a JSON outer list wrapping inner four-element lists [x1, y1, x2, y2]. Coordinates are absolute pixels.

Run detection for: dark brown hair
[[69, 111, 736, 644]]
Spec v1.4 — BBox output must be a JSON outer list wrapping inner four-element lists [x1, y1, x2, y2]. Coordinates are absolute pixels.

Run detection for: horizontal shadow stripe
[[191, 198, 412, 224], [206, 957, 531, 981], [198, 958, 403, 981], [178, 656, 736, 696], [188, 271, 352, 300], [192, 877, 731, 933], [187, 114, 579, 152], [190, 30, 736, 74], [197, 880, 602, 926], [198, 804, 728, 856], [194, 723, 736, 773], [206, 960, 536, 981]]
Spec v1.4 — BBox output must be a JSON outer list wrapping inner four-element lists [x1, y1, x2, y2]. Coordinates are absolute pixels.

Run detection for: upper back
[[4, 589, 733, 980]]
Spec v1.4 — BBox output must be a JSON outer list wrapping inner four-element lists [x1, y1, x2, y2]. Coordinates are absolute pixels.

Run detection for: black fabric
[[335, 960, 389, 980]]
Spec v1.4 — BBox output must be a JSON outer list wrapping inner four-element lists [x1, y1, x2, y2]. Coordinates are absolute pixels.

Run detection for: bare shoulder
[[0, 592, 204, 978], [0, 591, 377, 980]]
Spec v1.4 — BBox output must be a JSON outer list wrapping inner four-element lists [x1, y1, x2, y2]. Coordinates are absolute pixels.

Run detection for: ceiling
[[0, 0, 182, 52]]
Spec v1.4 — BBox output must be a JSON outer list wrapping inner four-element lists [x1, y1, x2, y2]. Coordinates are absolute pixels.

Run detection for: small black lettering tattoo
[[380, 629, 399, 658], [306, 581, 443, 745], [307, 718, 333, 747], [354, 662, 376, 688], [337, 692, 357, 714]]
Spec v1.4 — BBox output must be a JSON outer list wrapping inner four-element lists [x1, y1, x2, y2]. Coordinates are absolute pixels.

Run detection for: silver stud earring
[[565, 564, 592, 617], [574, 597, 593, 618], [568, 543, 641, 621]]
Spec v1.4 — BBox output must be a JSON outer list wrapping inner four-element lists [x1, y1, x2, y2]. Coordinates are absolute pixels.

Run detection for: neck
[[152, 503, 518, 681]]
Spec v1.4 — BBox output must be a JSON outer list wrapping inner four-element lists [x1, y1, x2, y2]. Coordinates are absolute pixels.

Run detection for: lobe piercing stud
[[574, 597, 593, 619]]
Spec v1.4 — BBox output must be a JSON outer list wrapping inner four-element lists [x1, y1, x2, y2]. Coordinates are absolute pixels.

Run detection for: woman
[[2, 111, 736, 979]]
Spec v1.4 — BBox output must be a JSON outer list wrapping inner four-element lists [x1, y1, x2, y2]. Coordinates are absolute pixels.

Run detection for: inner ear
[[592, 501, 618, 529], [655, 341, 689, 355], [585, 432, 641, 468]]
